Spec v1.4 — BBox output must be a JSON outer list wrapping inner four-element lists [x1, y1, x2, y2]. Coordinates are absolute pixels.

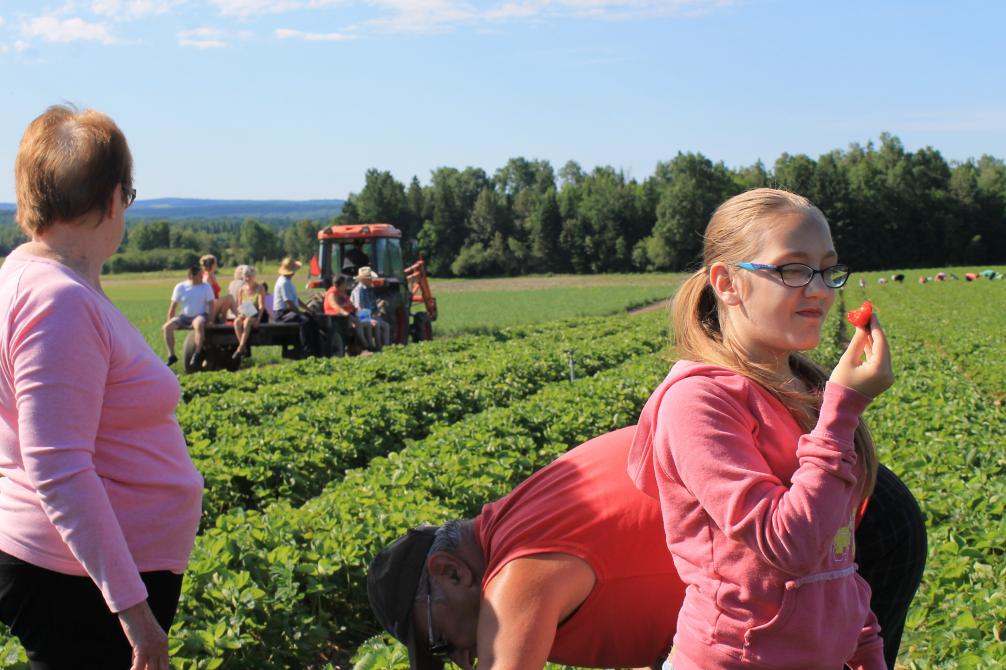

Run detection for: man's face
[[412, 579, 481, 670], [190, 271, 203, 283]]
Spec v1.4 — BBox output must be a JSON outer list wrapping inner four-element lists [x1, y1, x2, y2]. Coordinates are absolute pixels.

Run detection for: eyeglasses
[[426, 579, 454, 659], [736, 262, 850, 289], [123, 186, 137, 209]]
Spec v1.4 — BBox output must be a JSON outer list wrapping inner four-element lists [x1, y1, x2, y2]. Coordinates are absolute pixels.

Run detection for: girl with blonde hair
[[629, 188, 896, 669]]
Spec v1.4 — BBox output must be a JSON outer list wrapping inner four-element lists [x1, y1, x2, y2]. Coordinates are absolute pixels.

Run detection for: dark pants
[[0, 551, 183, 670], [275, 309, 323, 357], [855, 464, 927, 670]]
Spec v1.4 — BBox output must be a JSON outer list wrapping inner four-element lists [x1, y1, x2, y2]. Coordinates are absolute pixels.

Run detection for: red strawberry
[[846, 300, 873, 328]]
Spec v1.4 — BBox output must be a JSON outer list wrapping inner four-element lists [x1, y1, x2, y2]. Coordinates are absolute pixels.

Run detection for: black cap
[[367, 525, 445, 670]]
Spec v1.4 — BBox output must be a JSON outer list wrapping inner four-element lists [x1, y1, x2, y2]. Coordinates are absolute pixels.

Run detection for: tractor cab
[[307, 223, 436, 343]]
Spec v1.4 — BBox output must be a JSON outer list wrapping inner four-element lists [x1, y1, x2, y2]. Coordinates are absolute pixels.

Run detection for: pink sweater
[[628, 360, 884, 670], [0, 249, 203, 613]]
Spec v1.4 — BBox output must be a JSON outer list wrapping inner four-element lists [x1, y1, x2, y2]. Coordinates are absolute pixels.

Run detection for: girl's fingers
[[867, 314, 892, 367], [843, 322, 869, 365]]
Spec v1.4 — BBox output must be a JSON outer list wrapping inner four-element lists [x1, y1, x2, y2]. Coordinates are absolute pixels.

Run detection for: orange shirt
[[323, 287, 356, 316]]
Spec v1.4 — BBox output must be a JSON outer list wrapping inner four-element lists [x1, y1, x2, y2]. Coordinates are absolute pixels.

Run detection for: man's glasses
[[426, 580, 454, 658], [736, 262, 850, 289], [123, 186, 137, 209]]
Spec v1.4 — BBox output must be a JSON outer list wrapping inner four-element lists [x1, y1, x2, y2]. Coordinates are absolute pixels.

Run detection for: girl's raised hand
[[830, 313, 894, 398]]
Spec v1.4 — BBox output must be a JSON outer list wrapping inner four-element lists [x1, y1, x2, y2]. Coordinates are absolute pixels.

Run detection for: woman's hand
[[830, 313, 894, 398], [118, 600, 169, 670]]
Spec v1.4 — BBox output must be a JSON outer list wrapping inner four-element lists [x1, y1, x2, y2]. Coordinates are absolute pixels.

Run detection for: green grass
[[433, 284, 674, 336], [101, 274, 682, 362]]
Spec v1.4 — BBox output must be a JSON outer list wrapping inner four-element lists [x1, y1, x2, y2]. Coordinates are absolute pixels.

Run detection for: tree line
[[2, 133, 1003, 276], [0, 216, 322, 274], [340, 133, 1004, 276]]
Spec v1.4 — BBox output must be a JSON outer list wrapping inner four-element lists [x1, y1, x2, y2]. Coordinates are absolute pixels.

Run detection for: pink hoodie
[[628, 360, 884, 670]]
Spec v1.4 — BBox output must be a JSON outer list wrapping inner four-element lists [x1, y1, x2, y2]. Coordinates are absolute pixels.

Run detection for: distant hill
[[0, 198, 344, 224], [127, 198, 344, 221]]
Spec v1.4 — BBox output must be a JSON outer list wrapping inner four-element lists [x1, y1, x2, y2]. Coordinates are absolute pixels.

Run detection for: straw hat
[[356, 266, 378, 281], [278, 257, 303, 276]]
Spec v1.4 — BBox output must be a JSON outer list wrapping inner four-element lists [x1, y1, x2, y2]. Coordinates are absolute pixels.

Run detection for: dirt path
[[430, 273, 681, 293], [628, 298, 672, 315]]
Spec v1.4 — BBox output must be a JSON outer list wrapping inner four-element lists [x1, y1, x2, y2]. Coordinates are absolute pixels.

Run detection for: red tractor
[[183, 223, 436, 372], [307, 223, 437, 344]]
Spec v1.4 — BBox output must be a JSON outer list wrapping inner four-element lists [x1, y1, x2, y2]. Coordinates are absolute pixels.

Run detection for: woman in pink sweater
[[629, 188, 895, 669], [0, 106, 203, 669]]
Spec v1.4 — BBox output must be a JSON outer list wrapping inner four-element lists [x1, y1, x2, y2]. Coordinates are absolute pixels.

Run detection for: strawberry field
[[0, 269, 1004, 669]]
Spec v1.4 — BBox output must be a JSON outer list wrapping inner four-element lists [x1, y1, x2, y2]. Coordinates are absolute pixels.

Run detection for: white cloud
[[21, 16, 116, 44], [211, 0, 303, 16], [354, 0, 730, 35], [483, 2, 542, 21], [178, 26, 229, 48], [91, 0, 188, 20], [275, 27, 355, 41], [363, 0, 478, 33]]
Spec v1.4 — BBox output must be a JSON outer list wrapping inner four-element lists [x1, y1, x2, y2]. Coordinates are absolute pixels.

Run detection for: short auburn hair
[[14, 104, 133, 236]]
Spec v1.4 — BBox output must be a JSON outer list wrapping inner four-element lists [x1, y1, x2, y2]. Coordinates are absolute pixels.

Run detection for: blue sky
[[1, 0, 1003, 202]]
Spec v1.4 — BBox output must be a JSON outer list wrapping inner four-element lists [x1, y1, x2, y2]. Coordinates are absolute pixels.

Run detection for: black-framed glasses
[[426, 580, 454, 658], [123, 186, 137, 209], [736, 262, 850, 288]]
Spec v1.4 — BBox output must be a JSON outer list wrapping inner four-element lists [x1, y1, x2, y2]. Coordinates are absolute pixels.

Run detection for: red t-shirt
[[475, 426, 685, 669]]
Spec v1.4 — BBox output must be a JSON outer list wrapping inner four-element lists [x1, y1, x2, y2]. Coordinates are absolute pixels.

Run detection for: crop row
[[189, 314, 666, 523], [176, 316, 623, 402], [863, 341, 1006, 667], [167, 351, 672, 669], [846, 278, 1005, 402], [177, 315, 632, 441]]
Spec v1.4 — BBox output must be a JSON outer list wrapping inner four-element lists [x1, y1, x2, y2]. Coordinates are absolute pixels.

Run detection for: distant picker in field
[[1, 104, 203, 670], [368, 427, 926, 670], [162, 263, 214, 367], [628, 188, 918, 669]]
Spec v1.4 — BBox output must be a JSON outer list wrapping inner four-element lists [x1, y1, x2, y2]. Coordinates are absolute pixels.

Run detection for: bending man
[[368, 426, 926, 670]]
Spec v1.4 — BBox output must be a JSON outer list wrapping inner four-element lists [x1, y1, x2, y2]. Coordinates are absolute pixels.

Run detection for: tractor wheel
[[411, 313, 433, 343]]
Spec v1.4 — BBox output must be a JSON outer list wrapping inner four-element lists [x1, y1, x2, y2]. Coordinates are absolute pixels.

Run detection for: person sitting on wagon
[[232, 266, 266, 360], [201, 254, 221, 299], [162, 263, 214, 367], [368, 427, 926, 670], [324, 274, 376, 355], [274, 257, 323, 357], [351, 266, 391, 351], [206, 264, 248, 323]]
